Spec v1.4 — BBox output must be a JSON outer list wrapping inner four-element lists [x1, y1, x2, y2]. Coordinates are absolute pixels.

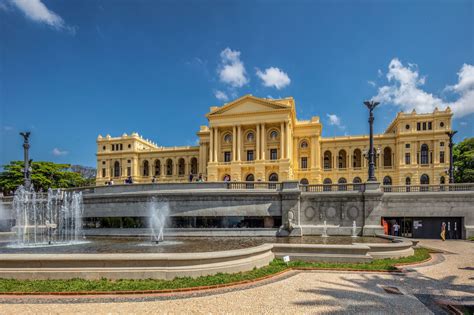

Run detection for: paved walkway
[[0, 240, 472, 314]]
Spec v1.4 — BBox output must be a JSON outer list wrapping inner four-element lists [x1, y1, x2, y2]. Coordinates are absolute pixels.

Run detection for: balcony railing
[[300, 183, 364, 192], [226, 182, 282, 190], [381, 183, 474, 193]]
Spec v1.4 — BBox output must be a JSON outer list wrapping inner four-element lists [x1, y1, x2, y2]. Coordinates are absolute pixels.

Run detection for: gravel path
[[0, 240, 472, 314]]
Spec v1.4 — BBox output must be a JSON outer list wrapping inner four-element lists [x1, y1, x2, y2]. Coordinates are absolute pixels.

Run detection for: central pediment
[[208, 95, 292, 117]]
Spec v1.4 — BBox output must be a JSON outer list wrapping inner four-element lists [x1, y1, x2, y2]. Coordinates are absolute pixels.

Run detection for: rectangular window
[[224, 151, 231, 162], [428, 122, 432, 130], [270, 149, 278, 160], [440, 142, 444, 147], [301, 157, 308, 169], [422, 122, 427, 130], [405, 153, 411, 165], [405, 143, 410, 149], [111, 144, 115, 151], [247, 150, 254, 161], [440, 151, 445, 163], [120, 144, 123, 150], [127, 167, 131, 176], [102, 168, 106, 178], [417, 122, 421, 131]]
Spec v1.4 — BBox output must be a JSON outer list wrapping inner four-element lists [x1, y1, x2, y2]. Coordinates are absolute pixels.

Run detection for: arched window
[[338, 150, 347, 169], [166, 159, 173, 176], [178, 158, 185, 176], [246, 132, 254, 142], [300, 178, 309, 185], [383, 176, 392, 192], [300, 140, 308, 149], [224, 133, 232, 143], [405, 177, 411, 192], [114, 161, 120, 177], [323, 178, 332, 191], [383, 147, 392, 167], [420, 174, 429, 185], [323, 151, 332, 170], [353, 176, 362, 191], [245, 174, 255, 181], [338, 177, 347, 191], [440, 176, 445, 184], [143, 160, 149, 177], [155, 160, 161, 176], [190, 157, 198, 175], [269, 173, 278, 181], [420, 144, 429, 165], [353, 149, 362, 168], [269, 130, 278, 140]]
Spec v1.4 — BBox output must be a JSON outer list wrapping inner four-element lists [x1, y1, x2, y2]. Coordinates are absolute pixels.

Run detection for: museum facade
[[96, 95, 453, 186]]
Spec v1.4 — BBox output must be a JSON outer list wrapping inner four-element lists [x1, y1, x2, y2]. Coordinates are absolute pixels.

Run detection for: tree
[[453, 137, 474, 183], [0, 161, 90, 194]]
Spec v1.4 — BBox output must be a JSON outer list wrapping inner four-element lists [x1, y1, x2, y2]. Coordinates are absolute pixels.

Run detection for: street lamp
[[446, 130, 457, 184], [19, 131, 31, 189], [364, 100, 379, 182]]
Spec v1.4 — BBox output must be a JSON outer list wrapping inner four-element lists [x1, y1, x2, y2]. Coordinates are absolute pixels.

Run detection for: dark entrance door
[[412, 217, 462, 239]]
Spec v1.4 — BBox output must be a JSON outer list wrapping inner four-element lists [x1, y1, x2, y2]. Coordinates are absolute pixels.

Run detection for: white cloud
[[326, 114, 345, 129], [256, 67, 291, 89], [459, 121, 468, 126], [214, 90, 229, 102], [8, 0, 73, 32], [377, 69, 383, 77], [218, 48, 249, 88], [372, 58, 474, 118], [52, 148, 68, 156], [367, 80, 376, 87]]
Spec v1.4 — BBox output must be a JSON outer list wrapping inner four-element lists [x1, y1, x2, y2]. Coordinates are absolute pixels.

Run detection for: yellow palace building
[[96, 95, 453, 186]]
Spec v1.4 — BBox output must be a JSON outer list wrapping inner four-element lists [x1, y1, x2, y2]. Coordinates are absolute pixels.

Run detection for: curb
[[0, 265, 411, 297]]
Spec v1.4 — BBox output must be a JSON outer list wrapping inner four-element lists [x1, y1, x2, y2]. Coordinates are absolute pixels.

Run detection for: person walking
[[440, 222, 446, 241]]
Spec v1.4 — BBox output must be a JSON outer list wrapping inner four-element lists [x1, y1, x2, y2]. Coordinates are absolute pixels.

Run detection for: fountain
[[352, 220, 358, 238], [148, 197, 169, 243], [11, 185, 84, 247], [322, 220, 328, 237]]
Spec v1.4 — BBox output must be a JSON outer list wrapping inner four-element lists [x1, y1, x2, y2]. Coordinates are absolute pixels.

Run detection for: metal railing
[[381, 183, 474, 193], [226, 182, 282, 190], [300, 183, 364, 192]]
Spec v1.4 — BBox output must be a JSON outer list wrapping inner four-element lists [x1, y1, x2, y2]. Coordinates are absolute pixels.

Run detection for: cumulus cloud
[[52, 148, 68, 156], [7, 0, 73, 32], [214, 90, 229, 102], [372, 58, 474, 118], [218, 48, 249, 88], [256, 67, 291, 89], [326, 114, 345, 129]]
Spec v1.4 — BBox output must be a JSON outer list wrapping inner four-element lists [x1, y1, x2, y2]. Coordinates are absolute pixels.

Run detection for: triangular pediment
[[208, 95, 291, 117]]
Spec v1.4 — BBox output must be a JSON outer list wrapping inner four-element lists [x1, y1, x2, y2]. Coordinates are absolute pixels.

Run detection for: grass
[[0, 248, 430, 293], [468, 236, 474, 241]]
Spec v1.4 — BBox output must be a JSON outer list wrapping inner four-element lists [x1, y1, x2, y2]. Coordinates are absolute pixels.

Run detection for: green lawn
[[0, 248, 430, 293]]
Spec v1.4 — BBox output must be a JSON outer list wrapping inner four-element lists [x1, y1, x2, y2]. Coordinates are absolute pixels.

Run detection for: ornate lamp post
[[363, 100, 379, 182], [19, 131, 32, 189], [446, 130, 457, 184]]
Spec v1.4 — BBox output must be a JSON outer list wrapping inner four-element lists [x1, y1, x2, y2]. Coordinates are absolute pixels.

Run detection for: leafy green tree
[[453, 137, 474, 183], [0, 161, 92, 193]]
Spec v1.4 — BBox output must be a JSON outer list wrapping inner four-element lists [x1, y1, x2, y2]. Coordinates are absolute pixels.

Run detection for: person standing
[[393, 222, 400, 237]]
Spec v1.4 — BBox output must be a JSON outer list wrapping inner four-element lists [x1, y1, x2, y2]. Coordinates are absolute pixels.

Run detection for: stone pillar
[[261, 123, 266, 160], [315, 137, 320, 169], [232, 126, 237, 161], [237, 125, 242, 161], [209, 128, 214, 163], [214, 128, 219, 163], [285, 122, 290, 160], [280, 122, 285, 159], [256, 124, 260, 160]]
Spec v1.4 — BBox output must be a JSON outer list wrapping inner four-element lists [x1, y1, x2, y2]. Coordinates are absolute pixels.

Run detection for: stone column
[[209, 127, 214, 163], [237, 125, 242, 161], [280, 122, 285, 159], [256, 124, 260, 160], [261, 123, 266, 160], [214, 128, 219, 163], [232, 126, 237, 161], [311, 136, 317, 169]]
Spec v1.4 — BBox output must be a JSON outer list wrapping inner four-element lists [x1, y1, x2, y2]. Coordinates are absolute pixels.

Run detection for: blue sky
[[1, 0, 473, 167]]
